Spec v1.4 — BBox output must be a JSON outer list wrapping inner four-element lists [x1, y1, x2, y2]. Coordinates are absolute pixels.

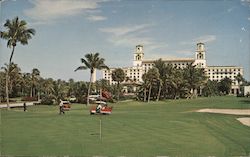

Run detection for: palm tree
[[153, 59, 167, 101], [1, 17, 35, 109], [111, 68, 125, 101], [40, 78, 54, 96], [30, 68, 40, 97], [142, 73, 149, 102], [75, 53, 109, 105], [235, 73, 244, 94], [144, 67, 160, 102], [156, 78, 162, 101], [1, 62, 22, 96], [183, 64, 207, 98]]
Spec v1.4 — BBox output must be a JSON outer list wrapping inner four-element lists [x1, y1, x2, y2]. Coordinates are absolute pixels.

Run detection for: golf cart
[[62, 101, 71, 111], [90, 101, 112, 115]]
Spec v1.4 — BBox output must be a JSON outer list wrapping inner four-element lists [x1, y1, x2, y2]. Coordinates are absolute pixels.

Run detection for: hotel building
[[102, 43, 243, 94]]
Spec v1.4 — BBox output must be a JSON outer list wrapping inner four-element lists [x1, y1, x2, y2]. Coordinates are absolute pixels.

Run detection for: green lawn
[[1, 96, 250, 157]]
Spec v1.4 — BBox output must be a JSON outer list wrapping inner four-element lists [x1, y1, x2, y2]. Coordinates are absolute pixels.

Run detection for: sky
[[0, 0, 249, 81]]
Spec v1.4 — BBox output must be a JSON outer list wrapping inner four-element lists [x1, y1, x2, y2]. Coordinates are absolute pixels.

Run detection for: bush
[[41, 95, 54, 105]]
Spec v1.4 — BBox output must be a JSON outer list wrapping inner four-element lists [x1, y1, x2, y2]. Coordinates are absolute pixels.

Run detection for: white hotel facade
[[102, 43, 243, 94]]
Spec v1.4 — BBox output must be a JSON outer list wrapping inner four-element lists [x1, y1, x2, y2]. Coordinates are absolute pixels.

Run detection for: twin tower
[[133, 43, 206, 68]]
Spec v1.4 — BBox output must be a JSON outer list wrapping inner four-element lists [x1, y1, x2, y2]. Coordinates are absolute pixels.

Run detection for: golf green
[[1, 96, 250, 156]]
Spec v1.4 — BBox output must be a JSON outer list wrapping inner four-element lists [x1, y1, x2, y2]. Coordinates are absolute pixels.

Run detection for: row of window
[[210, 75, 235, 79], [207, 72, 239, 75], [143, 63, 191, 67], [207, 69, 241, 72]]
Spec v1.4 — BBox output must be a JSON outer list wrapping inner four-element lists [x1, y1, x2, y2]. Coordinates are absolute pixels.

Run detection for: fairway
[[1, 96, 250, 157]]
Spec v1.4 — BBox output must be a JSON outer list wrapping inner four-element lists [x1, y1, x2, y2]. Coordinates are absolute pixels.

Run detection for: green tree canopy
[[75, 53, 109, 105], [1, 17, 35, 109]]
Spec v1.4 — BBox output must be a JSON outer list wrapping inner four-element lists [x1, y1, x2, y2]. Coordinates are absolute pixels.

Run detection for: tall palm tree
[[111, 68, 125, 101], [75, 53, 109, 105], [1, 17, 35, 109]]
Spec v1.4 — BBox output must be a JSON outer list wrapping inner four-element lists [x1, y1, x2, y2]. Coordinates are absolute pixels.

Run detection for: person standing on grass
[[23, 102, 27, 112], [59, 100, 65, 115]]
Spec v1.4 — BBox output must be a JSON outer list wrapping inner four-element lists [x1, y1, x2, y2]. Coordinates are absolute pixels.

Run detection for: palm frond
[[74, 66, 88, 72], [81, 58, 91, 68]]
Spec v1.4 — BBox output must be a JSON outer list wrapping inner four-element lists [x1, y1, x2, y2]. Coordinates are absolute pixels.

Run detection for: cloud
[[24, 0, 107, 24], [227, 7, 236, 13], [241, 0, 250, 7], [87, 15, 107, 21], [100, 24, 153, 36], [248, 17, 250, 21], [100, 24, 167, 51], [241, 27, 247, 31], [181, 35, 216, 45]]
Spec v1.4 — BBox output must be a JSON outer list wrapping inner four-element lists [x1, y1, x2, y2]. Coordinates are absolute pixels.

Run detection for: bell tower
[[133, 45, 144, 67], [194, 43, 206, 68]]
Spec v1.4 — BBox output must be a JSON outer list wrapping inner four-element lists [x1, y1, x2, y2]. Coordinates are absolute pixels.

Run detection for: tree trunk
[[87, 72, 93, 106], [5, 73, 10, 110], [30, 87, 33, 97], [143, 88, 147, 102], [156, 85, 161, 101], [147, 84, 152, 103], [117, 82, 120, 101], [33, 86, 36, 97], [5, 46, 15, 110], [194, 88, 198, 98]]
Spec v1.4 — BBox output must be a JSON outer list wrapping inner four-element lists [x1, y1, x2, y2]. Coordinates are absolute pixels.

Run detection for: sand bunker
[[197, 109, 250, 115], [197, 109, 250, 127], [237, 118, 250, 127]]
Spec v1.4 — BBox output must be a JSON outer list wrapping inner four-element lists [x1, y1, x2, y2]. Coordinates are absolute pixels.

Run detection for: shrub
[[41, 95, 54, 105]]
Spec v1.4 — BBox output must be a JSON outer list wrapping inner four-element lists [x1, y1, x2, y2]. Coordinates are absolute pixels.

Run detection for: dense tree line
[[136, 59, 249, 102], [0, 62, 117, 105]]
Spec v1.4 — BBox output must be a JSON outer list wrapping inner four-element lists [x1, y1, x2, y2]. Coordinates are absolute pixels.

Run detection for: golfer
[[59, 100, 65, 115]]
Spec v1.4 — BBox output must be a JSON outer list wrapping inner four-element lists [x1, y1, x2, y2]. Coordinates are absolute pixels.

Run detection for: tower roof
[[136, 44, 143, 47], [197, 42, 204, 45]]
